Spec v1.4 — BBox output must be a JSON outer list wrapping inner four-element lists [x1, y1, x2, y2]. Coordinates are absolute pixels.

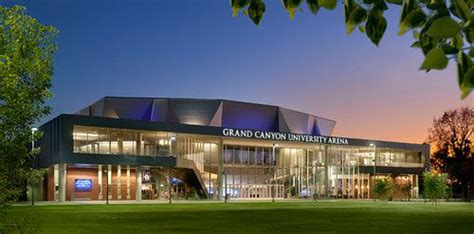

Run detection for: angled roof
[[75, 96, 337, 136]]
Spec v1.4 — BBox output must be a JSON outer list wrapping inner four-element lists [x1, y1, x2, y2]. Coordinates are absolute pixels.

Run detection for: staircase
[[174, 158, 209, 199]]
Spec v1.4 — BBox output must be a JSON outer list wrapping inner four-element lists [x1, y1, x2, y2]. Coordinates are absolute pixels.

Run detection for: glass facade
[[203, 143, 219, 198], [73, 126, 176, 156], [223, 145, 277, 199], [73, 125, 425, 200]]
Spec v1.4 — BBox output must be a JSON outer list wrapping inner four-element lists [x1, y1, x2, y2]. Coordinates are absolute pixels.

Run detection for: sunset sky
[[11, 0, 474, 144]]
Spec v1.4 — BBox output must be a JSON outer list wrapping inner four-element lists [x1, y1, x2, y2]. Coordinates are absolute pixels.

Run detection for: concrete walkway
[[15, 198, 309, 206], [14, 198, 440, 206]]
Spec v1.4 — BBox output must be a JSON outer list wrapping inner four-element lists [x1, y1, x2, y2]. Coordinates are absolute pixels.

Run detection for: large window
[[73, 126, 176, 157], [223, 145, 277, 199], [73, 125, 425, 200], [377, 149, 423, 167]]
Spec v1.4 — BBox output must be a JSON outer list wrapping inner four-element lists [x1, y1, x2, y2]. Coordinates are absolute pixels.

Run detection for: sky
[[5, 0, 473, 144]]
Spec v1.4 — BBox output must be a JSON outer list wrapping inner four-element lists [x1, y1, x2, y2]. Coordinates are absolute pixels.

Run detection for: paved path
[[14, 198, 438, 206]]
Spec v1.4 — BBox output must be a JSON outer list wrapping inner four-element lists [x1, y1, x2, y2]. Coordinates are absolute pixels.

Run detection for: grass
[[4, 200, 474, 233]]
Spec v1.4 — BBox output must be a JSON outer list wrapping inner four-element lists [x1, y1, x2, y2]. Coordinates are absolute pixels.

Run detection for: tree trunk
[[471, 158, 474, 201], [461, 180, 470, 201]]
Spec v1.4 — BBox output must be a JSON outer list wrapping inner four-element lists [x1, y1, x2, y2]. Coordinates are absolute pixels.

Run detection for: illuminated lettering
[[222, 128, 349, 145]]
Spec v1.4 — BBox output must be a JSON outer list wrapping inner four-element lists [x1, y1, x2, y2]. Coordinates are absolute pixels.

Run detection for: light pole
[[370, 143, 376, 201], [168, 136, 176, 205], [272, 143, 279, 203], [224, 169, 227, 203], [31, 127, 38, 206]]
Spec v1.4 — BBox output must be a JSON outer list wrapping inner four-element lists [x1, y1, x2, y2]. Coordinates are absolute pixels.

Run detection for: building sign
[[222, 128, 349, 145], [75, 179, 92, 192]]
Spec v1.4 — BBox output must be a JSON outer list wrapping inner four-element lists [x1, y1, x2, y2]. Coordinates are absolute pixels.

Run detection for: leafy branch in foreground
[[230, 0, 474, 99]]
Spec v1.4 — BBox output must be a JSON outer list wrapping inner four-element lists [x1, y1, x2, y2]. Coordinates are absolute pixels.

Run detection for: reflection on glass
[[73, 126, 176, 157], [73, 125, 424, 200]]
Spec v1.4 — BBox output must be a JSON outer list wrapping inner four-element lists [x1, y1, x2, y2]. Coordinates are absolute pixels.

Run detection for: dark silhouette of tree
[[427, 107, 473, 200]]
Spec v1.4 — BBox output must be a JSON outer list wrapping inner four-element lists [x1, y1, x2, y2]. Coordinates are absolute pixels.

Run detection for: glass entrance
[[140, 167, 168, 200]]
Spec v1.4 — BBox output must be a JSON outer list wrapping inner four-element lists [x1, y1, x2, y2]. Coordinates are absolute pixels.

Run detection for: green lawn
[[5, 201, 474, 233]]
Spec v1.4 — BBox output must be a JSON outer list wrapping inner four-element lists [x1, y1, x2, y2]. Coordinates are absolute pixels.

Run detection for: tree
[[423, 171, 448, 205], [230, 0, 474, 99], [0, 5, 58, 206], [427, 107, 473, 200], [393, 178, 412, 201], [372, 177, 392, 201], [25, 168, 48, 206]]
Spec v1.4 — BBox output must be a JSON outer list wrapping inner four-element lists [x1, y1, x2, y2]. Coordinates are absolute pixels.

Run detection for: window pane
[[98, 129, 110, 154]]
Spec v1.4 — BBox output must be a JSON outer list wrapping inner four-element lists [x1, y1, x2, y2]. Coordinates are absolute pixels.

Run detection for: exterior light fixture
[[168, 135, 176, 204], [30, 127, 38, 205], [369, 143, 376, 201]]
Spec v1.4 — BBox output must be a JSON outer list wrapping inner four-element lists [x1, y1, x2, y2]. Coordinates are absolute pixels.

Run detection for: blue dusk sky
[[5, 0, 473, 143]]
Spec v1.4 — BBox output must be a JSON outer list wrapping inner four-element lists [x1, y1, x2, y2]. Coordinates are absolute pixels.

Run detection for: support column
[[341, 153, 345, 199], [126, 165, 131, 200], [136, 133, 142, 155], [53, 164, 59, 202], [351, 159, 355, 198], [367, 173, 372, 199], [98, 165, 103, 200], [118, 135, 123, 154], [324, 146, 329, 197], [107, 165, 112, 200], [217, 139, 224, 201], [365, 174, 368, 199], [357, 167, 361, 199], [156, 174, 161, 200], [117, 165, 122, 200], [415, 174, 419, 199], [58, 163, 67, 202], [136, 166, 142, 201]]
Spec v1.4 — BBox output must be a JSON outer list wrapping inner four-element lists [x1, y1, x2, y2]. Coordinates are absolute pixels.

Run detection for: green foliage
[[420, 47, 448, 70], [452, 0, 470, 21], [347, 7, 368, 34], [399, 8, 426, 35], [282, 0, 303, 19], [230, 0, 474, 99], [26, 168, 47, 206], [423, 172, 448, 205], [399, 181, 412, 200], [0, 214, 38, 233], [426, 17, 461, 38], [319, 0, 338, 10], [458, 51, 474, 98], [393, 179, 412, 200], [0, 5, 58, 206], [231, 0, 250, 16], [307, 0, 320, 14], [26, 168, 48, 186], [372, 177, 392, 201], [248, 0, 266, 25], [365, 9, 387, 46]]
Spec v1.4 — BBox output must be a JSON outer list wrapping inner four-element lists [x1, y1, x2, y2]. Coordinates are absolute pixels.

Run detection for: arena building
[[33, 97, 429, 202]]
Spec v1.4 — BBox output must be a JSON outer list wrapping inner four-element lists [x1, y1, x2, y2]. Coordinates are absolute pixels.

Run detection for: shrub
[[372, 177, 392, 202], [423, 172, 448, 205]]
